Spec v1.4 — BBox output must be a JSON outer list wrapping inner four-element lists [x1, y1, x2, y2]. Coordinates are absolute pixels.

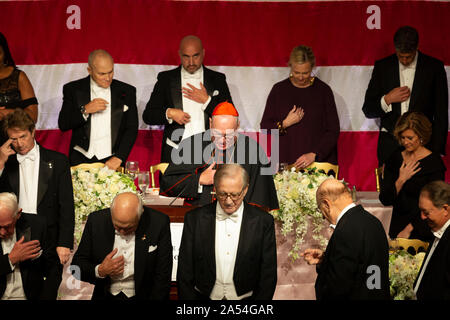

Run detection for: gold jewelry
[[277, 121, 287, 135]]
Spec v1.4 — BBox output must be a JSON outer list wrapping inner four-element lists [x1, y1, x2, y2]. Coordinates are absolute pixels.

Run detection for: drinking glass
[[137, 171, 150, 194], [125, 161, 139, 180]]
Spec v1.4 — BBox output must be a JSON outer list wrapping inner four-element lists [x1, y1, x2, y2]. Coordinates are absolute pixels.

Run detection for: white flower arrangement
[[271, 167, 333, 261], [389, 250, 425, 300], [71, 166, 137, 244]]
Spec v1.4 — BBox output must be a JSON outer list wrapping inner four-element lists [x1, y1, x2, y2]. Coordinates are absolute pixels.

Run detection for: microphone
[[168, 181, 189, 206]]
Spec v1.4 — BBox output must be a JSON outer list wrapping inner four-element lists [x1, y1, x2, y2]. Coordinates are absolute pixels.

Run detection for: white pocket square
[[213, 90, 219, 97], [148, 245, 158, 253], [123, 105, 129, 112]]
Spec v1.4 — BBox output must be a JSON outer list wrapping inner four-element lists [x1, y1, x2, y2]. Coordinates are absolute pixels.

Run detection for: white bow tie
[[183, 71, 201, 80], [17, 152, 36, 164], [216, 211, 239, 223]]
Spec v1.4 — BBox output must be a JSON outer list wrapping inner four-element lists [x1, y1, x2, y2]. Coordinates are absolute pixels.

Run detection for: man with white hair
[[71, 192, 172, 300], [0, 192, 60, 300]]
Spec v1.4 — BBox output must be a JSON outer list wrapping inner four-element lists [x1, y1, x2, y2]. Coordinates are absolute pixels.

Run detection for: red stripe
[[35, 129, 450, 192], [1, 0, 449, 66]]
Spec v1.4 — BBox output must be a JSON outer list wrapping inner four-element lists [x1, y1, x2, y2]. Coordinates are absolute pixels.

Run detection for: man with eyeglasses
[[160, 101, 279, 211], [177, 163, 277, 300]]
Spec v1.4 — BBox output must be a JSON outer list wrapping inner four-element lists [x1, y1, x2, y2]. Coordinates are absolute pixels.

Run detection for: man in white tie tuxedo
[[58, 49, 138, 171], [72, 192, 173, 300], [362, 26, 448, 165], [177, 163, 277, 300], [0, 192, 61, 300], [0, 109, 74, 269], [414, 180, 450, 300], [143, 35, 233, 163]]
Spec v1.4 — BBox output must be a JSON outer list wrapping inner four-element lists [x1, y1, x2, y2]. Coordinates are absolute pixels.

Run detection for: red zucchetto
[[212, 101, 239, 117]]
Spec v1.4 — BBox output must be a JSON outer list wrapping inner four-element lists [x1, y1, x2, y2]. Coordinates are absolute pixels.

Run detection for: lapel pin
[[48, 162, 53, 169], [141, 235, 147, 241]]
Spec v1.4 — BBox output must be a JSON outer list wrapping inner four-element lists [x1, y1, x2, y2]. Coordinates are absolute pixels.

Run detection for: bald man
[[143, 35, 233, 163], [71, 192, 172, 300], [58, 49, 138, 171], [301, 179, 390, 300]]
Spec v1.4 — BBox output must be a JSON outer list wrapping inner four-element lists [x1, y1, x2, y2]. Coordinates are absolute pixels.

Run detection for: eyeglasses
[[216, 187, 246, 201], [211, 129, 237, 142]]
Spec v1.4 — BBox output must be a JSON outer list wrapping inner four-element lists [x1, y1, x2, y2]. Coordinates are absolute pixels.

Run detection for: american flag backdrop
[[1, 0, 449, 190]]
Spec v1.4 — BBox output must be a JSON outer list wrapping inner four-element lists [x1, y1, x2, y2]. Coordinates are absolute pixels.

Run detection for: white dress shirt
[[166, 66, 211, 149], [95, 231, 136, 298], [413, 219, 450, 296], [17, 143, 40, 214], [74, 78, 112, 160], [1, 229, 27, 300], [210, 202, 252, 300], [381, 51, 418, 119]]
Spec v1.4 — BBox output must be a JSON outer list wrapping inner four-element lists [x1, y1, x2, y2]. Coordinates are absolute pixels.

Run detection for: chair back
[[70, 162, 105, 170], [389, 238, 429, 255], [305, 162, 339, 178], [149, 163, 169, 188], [375, 166, 384, 192]]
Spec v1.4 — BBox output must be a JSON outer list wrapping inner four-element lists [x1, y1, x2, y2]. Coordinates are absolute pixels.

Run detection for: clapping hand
[[301, 248, 324, 265], [282, 105, 304, 129], [182, 82, 209, 104]]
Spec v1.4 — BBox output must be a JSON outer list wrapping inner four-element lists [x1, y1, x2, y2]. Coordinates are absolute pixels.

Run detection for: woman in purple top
[[260, 45, 340, 169]]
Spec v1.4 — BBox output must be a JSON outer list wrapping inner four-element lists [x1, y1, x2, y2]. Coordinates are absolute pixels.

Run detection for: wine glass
[[137, 171, 150, 195], [125, 161, 139, 180]]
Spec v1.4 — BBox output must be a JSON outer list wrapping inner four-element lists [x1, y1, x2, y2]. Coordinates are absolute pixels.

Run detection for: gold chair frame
[[389, 238, 429, 254], [149, 163, 169, 188], [287, 162, 339, 178]]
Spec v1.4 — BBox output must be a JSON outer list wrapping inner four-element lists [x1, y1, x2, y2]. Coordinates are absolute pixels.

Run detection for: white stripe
[[19, 64, 450, 131]]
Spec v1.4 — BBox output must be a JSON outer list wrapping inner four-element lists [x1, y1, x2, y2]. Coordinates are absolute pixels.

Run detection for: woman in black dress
[[0, 32, 38, 143], [380, 111, 446, 241]]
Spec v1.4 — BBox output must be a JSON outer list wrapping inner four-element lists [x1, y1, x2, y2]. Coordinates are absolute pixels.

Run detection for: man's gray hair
[[110, 192, 144, 218], [213, 163, 249, 189], [421, 180, 450, 209], [0, 192, 20, 218]]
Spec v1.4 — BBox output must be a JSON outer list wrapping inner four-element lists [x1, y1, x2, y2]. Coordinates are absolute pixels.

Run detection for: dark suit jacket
[[177, 201, 277, 300], [0, 145, 75, 249], [58, 76, 138, 164], [315, 205, 390, 300], [71, 207, 173, 300], [142, 65, 233, 162], [0, 213, 61, 300], [362, 51, 448, 164], [414, 226, 450, 300]]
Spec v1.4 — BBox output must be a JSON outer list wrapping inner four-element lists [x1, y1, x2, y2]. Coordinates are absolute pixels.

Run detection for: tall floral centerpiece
[[71, 166, 137, 244], [389, 250, 425, 300], [271, 168, 333, 261]]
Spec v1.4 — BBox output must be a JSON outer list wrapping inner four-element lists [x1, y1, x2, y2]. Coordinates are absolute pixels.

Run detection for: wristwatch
[[80, 105, 88, 116]]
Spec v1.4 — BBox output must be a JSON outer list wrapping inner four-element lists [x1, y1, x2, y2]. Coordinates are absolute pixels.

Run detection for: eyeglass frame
[[216, 186, 247, 201]]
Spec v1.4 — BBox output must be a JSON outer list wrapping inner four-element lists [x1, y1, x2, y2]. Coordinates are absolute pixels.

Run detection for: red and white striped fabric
[[1, 0, 449, 190]]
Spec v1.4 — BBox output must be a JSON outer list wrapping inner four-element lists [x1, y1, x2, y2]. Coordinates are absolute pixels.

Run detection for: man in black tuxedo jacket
[[0, 109, 74, 266], [71, 192, 172, 300], [414, 180, 450, 300], [58, 49, 138, 171], [177, 163, 277, 300], [302, 179, 390, 300], [0, 192, 61, 300], [362, 26, 448, 165], [143, 35, 233, 163]]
